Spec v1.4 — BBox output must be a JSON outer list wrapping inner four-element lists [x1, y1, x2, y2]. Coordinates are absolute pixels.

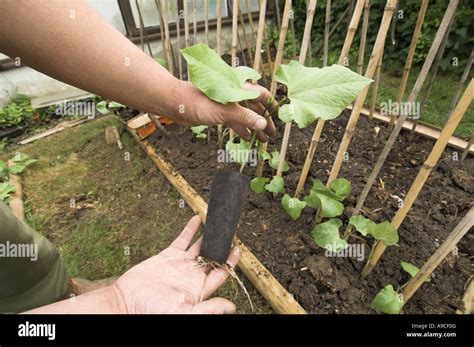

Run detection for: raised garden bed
[[150, 110, 473, 314]]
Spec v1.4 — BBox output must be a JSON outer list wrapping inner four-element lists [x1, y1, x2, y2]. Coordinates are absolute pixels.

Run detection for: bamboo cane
[[204, 0, 209, 45], [253, 0, 267, 72], [294, 0, 365, 198], [255, 0, 292, 177], [446, 50, 474, 126], [325, 0, 403, 189], [289, 4, 297, 60], [274, 0, 281, 31], [217, 0, 223, 146], [176, 5, 183, 79], [393, 0, 429, 126], [184, 0, 190, 48], [238, 3, 254, 68], [229, 0, 240, 143], [362, 77, 473, 277], [245, 0, 258, 43], [192, 0, 197, 45], [275, 0, 317, 178], [154, 0, 167, 56], [402, 207, 474, 303], [348, 0, 460, 242], [369, 49, 383, 120], [136, 0, 153, 56], [237, 29, 249, 67], [314, 5, 350, 57], [263, 24, 274, 74], [161, 0, 175, 75], [323, 0, 331, 66], [357, 0, 370, 75]]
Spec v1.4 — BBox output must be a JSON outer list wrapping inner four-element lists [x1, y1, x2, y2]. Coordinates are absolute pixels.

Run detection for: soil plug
[[200, 170, 250, 264]]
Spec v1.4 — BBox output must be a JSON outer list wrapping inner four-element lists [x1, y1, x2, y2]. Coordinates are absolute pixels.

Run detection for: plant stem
[[239, 131, 257, 173]]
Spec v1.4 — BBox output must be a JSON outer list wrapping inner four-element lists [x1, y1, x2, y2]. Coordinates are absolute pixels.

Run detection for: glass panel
[[185, 0, 229, 21], [130, 0, 178, 28]]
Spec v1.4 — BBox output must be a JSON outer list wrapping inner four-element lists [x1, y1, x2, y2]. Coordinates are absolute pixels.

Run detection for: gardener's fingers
[[243, 82, 279, 117], [187, 236, 202, 257], [170, 215, 201, 251], [191, 297, 236, 314], [226, 121, 252, 141], [201, 246, 241, 300]]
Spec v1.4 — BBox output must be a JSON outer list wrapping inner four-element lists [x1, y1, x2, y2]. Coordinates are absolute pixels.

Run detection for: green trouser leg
[[0, 201, 68, 313]]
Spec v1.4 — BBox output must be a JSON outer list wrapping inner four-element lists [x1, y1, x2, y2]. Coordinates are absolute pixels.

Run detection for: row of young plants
[[181, 43, 423, 314], [0, 152, 37, 202]]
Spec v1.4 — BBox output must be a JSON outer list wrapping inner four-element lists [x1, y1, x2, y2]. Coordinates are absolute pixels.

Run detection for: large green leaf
[[370, 221, 399, 246], [269, 150, 289, 172], [303, 179, 344, 218], [281, 194, 306, 220], [181, 43, 261, 104], [0, 182, 15, 201], [250, 177, 270, 193], [401, 261, 430, 282], [264, 176, 285, 194], [370, 285, 404, 314], [349, 215, 377, 236], [330, 178, 351, 201], [312, 218, 347, 251], [276, 62, 373, 128]]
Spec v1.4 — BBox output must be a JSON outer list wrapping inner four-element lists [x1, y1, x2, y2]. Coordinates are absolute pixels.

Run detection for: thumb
[[191, 297, 236, 314], [225, 104, 268, 131]]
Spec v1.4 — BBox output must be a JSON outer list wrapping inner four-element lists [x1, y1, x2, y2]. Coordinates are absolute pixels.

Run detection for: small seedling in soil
[[190, 125, 208, 139], [96, 100, 125, 115], [0, 152, 36, 203], [371, 261, 429, 314]]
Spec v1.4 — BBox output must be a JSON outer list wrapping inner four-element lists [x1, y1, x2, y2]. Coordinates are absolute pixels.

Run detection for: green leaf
[[401, 261, 430, 283], [0, 182, 15, 201], [155, 57, 168, 67], [181, 43, 261, 104], [225, 140, 250, 165], [330, 178, 351, 201], [304, 192, 344, 218], [312, 218, 347, 251], [250, 177, 270, 193], [269, 151, 289, 172], [96, 101, 109, 114], [349, 215, 376, 236], [281, 194, 307, 220], [258, 150, 272, 161], [370, 221, 399, 246], [0, 160, 9, 179], [275, 62, 373, 128], [370, 285, 404, 314], [264, 176, 285, 194], [191, 125, 208, 138], [108, 101, 125, 109], [9, 164, 26, 174]]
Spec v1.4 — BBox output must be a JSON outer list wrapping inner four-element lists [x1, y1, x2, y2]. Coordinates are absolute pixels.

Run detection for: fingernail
[[255, 117, 267, 130]]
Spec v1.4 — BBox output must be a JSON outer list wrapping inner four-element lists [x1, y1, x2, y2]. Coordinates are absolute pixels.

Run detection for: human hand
[[112, 215, 241, 314], [170, 81, 277, 143]]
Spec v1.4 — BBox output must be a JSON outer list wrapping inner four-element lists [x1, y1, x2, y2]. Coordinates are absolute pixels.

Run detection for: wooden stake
[[349, 0, 461, 246], [217, 0, 223, 147], [323, 0, 331, 66], [461, 134, 473, 161], [393, 0, 429, 125], [445, 49, 474, 126], [274, 0, 281, 31], [245, 0, 258, 43], [357, 0, 370, 74], [289, 4, 297, 59], [192, 0, 197, 45], [362, 77, 473, 277], [126, 127, 307, 314], [253, 0, 267, 71], [175, 6, 183, 79], [369, 49, 383, 120], [160, 0, 175, 75], [326, 0, 403, 188], [238, 3, 254, 68], [401, 207, 474, 303], [204, 0, 209, 45], [294, 0, 365, 198], [183, 0, 190, 48], [275, 0, 317, 178], [314, 4, 351, 57], [136, 0, 153, 56], [255, 0, 292, 177], [229, 0, 240, 143]]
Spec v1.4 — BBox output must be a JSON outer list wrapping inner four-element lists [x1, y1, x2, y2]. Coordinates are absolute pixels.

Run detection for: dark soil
[[150, 110, 473, 314]]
